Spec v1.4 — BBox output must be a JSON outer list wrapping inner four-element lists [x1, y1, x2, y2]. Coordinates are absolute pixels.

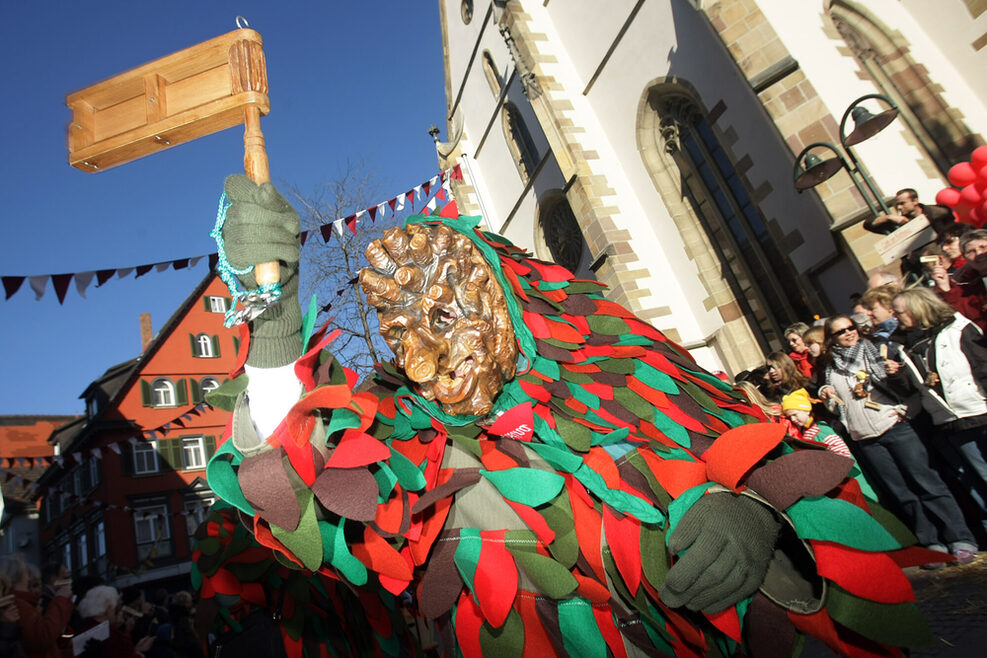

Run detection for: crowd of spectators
[[735, 222, 987, 569], [0, 553, 206, 658]]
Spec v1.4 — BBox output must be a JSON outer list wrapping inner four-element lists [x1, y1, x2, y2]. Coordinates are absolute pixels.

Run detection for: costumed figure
[[193, 176, 940, 657]]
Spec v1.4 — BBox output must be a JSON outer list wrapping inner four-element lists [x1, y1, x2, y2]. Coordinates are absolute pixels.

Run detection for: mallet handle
[[230, 35, 279, 287]]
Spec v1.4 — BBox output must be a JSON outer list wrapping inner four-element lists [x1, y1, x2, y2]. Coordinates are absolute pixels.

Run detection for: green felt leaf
[[540, 494, 579, 568], [448, 431, 483, 459], [189, 563, 202, 591], [652, 410, 692, 448], [666, 483, 715, 540], [409, 404, 434, 430], [204, 374, 249, 412], [596, 358, 636, 375], [678, 380, 718, 415], [559, 369, 593, 384], [387, 448, 427, 492], [453, 529, 481, 594], [507, 544, 578, 598], [528, 441, 584, 474], [591, 426, 630, 446], [542, 337, 581, 351], [480, 467, 566, 507], [390, 412, 416, 440], [583, 409, 619, 430], [640, 523, 669, 589], [206, 445, 254, 516], [787, 497, 902, 551], [573, 463, 664, 524], [613, 334, 653, 346], [865, 499, 917, 547], [320, 519, 367, 585], [633, 361, 679, 394], [566, 281, 607, 294], [373, 463, 398, 500], [559, 599, 608, 657], [826, 585, 932, 648], [613, 387, 655, 421], [535, 280, 570, 291], [376, 629, 400, 657], [554, 415, 592, 452], [479, 608, 525, 656], [531, 356, 560, 380], [325, 408, 362, 440], [301, 293, 319, 350], [271, 490, 323, 571], [586, 315, 629, 335], [624, 452, 673, 509]]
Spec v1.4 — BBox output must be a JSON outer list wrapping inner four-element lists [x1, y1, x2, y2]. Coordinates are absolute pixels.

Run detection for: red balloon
[[980, 198, 987, 216], [961, 183, 983, 206], [977, 166, 987, 187], [956, 204, 974, 222], [972, 145, 987, 170], [949, 162, 978, 187], [936, 187, 963, 208]]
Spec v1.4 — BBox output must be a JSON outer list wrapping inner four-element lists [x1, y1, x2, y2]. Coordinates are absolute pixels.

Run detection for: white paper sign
[[874, 215, 935, 264]]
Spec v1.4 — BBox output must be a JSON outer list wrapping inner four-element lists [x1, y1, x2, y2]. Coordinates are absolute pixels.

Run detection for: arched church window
[[538, 198, 583, 274], [830, 1, 982, 178], [482, 51, 501, 96], [502, 102, 539, 183], [658, 95, 811, 349]]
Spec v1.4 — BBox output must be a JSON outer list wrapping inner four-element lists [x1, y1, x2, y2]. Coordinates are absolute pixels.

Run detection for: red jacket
[[938, 266, 987, 332], [789, 350, 814, 379], [12, 591, 73, 658]]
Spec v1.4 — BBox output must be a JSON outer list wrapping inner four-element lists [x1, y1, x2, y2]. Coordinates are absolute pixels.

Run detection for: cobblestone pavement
[[802, 552, 987, 656]]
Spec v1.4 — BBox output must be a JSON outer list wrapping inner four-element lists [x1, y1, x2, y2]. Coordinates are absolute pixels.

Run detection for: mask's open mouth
[[433, 355, 476, 404]]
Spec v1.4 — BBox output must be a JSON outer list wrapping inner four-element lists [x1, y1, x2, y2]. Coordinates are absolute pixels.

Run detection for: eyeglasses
[[831, 326, 857, 337]]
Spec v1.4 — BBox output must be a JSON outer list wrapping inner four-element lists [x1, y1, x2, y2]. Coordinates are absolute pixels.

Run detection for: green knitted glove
[[660, 492, 781, 614], [223, 174, 302, 368]]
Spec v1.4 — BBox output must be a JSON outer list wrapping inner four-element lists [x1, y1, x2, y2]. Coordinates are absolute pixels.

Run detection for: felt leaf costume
[[198, 215, 932, 658]]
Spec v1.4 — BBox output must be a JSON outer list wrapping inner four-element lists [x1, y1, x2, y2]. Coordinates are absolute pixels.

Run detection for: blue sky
[[0, 1, 447, 414]]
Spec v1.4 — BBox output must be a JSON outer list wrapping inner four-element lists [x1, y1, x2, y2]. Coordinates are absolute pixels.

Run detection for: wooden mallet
[[66, 19, 280, 287]]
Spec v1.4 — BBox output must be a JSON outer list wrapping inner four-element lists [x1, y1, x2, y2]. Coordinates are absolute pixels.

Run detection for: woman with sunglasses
[[819, 314, 977, 565]]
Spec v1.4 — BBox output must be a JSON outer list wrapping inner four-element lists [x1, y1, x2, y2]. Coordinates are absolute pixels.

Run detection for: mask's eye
[[386, 326, 405, 341], [432, 307, 457, 330]]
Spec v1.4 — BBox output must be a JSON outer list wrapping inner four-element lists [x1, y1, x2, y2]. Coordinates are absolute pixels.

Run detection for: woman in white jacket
[[891, 287, 987, 542], [818, 314, 977, 565]]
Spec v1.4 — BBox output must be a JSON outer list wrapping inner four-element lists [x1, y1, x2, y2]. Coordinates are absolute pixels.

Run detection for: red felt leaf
[[473, 530, 518, 627], [886, 545, 954, 569], [706, 606, 742, 643], [584, 448, 620, 489], [487, 403, 535, 442], [523, 312, 551, 339], [636, 450, 707, 498], [502, 258, 532, 277], [326, 430, 391, 468], [568, 483, 606, 582], [357, 588, 393, 638], [703, 423, 785, 490], [603, 505, 642, 594], [410, 494, 452, 566], [501, 263, 530, 301], [518, 379, 551, 403], [572, 572, 612, 604], [593, 605, 629, 658], [627, 378, 670, 409], [544, 317, 584, 344], [518, 594, 559, 658], [592, 299, 635, 318], [812, 542, 914, 604], [529, 259, 573, 282], [351, 526, 413, 583], [505, 499, 556, 545], [454, 589, 484, 657], [581, 381, 614, 400]]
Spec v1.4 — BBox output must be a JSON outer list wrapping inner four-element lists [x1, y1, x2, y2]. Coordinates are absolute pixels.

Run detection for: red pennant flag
[[369, 206, 377, 222], [388, 198, 397, 212], [345, 215, 357, 235], [299, 230, 309, 246], [135, 264, 153, 278], [320, 224, 334, 243], [423, 181, 432, 197], [451, 164, 463, 180], [208, 253, 220, 270], [440, 201, 459, 219], [2, 276, 25, 300], [172, 258, 189, 270], [436, 188, 446, 202]]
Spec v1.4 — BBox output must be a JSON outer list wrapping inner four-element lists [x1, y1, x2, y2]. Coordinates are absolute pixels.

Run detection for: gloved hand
[[660, 492, 781, 614], [223, 174, 302, 368]]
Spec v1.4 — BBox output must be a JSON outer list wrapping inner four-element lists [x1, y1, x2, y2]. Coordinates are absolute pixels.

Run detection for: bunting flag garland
[[197, 215, 931, 657], [1, 166, 462, 303]]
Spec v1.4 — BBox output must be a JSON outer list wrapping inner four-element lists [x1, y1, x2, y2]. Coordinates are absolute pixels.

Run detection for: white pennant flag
[[334, 219, 344, 236], [75, 271, 96, 298], [29, 275, 48, 300]]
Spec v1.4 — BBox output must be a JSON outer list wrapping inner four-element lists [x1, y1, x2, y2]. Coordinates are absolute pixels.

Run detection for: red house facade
[[37, 273, 239, 589]]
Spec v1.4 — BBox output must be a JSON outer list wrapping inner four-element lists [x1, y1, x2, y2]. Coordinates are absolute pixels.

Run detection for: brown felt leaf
[[312, 466, 379, 521], [419, 534, 464, 619], [411, 469, 482, 515], [239, 448, 301, 531], [745, 450, 854, 510]]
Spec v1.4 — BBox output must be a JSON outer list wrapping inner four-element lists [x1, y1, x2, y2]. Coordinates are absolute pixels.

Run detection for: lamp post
[[793, 93, 900, 217]]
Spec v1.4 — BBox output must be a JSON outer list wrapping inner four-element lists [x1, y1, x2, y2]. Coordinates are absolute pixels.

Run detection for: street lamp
[[793, 93, 900, 217]]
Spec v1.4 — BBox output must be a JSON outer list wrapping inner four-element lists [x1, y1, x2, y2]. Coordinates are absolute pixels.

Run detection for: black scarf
[[828, 339, 887, 382]]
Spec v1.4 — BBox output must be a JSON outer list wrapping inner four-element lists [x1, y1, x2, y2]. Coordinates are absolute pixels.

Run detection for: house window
[[181, 437, 206, 470], [151, 379, 176, 407], [200, 377, 221, 395], [207, 296, 228, 313], [197, 334, 213, 358], [95, 521, 106, 555], [86, 395, 99, 419], [133, 504, 172, 562], [87, 457, 100, 493], [184, 496, 216, 548], [94, 520, 107, 577], [62, 542, 72, 572], [76, 531, 88, 571], [133, 441, 159, 475]]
